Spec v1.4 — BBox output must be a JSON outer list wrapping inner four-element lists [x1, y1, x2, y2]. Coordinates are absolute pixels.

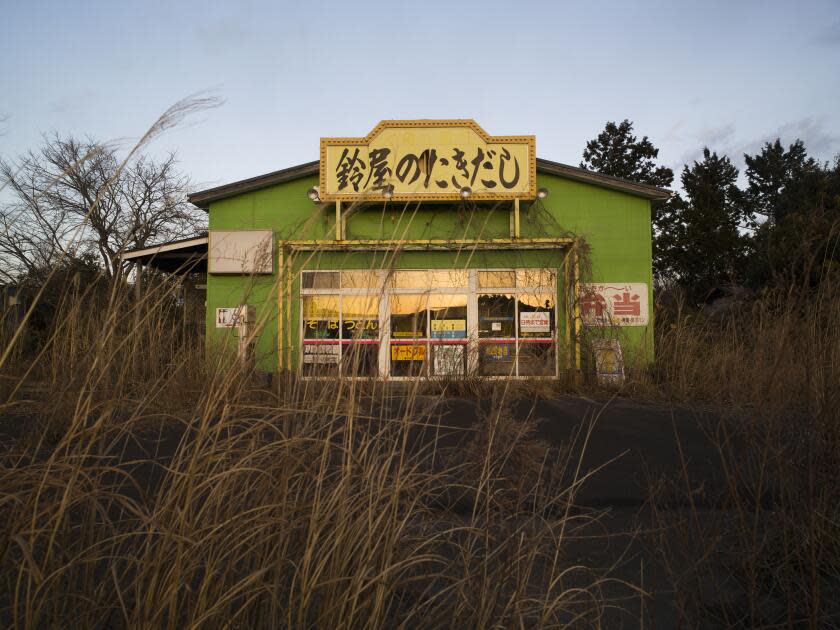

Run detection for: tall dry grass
[[0, 273, 631, 628], [645, 281, 840, 627]]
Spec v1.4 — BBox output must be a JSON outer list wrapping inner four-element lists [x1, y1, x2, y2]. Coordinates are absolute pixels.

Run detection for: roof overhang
[[188, 158, 670, 210], [121, 236, 208, 274]]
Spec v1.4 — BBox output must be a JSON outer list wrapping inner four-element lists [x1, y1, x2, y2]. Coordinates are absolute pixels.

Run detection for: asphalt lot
[[1, 392, 740, 627]]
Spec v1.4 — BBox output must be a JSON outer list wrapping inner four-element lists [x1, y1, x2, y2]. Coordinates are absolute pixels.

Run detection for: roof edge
[[121, 236, 209, 260], [188, 158, 670, 209], [535, 158, 671, 201], [189, 161, 319, 209]]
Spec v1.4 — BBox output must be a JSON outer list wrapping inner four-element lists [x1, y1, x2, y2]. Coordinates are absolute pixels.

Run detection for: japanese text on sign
[[431, 319, 467, 339], [519, 311, 551, 334], [321, 120, 535, 201], [580, 283, 649, 326], [303, 344, 340, 364], [391, 345, 426, 361]]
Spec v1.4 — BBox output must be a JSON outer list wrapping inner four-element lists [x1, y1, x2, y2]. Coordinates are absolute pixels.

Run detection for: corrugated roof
[[188, 158, 670, 209]]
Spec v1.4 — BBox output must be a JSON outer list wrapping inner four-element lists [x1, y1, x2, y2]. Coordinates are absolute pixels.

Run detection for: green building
[[126, 120, 669, 380]]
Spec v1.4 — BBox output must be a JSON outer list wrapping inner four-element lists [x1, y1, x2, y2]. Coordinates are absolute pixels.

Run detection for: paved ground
[[1, 392, 740, 627], [427, 394, 735, 627]]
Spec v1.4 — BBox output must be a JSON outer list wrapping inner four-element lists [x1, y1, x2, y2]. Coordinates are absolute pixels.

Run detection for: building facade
[[185, 120, 668, 379]]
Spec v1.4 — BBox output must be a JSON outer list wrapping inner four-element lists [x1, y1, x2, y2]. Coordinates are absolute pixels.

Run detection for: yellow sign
[[391, 344, 426, 361], [320, 120, 536, 202]]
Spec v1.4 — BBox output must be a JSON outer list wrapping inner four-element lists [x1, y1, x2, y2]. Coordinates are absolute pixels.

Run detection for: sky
[[1, 0, 839, 194]]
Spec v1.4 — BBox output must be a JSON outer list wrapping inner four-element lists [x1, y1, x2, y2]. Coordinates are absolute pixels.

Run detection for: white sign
[[303, 344, 340, 364], [209, 230, 273, 274], [433, 345, 464, 376], [215, 306, 253, 328], [519, 311, 550, 334], [581, 283, 649, 326]]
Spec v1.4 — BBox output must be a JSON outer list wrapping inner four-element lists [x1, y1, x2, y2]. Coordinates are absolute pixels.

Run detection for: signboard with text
[[391, 344, 426, 361], [519, 311, 551, 334], [303, 344, 340, 364], [580, 283, 649, 326], [320, 120, 536, 202], [431, 319, 467, 339]]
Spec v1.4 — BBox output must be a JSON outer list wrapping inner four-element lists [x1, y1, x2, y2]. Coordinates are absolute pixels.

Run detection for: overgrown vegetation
[[1, 106, 838, 627], [582, 119, 840, 302], [0, 274, 629, 628], [642, 280, 840, 626]]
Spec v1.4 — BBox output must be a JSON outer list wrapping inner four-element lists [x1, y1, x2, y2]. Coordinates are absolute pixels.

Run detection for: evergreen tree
[[580, 119, 674, 188], [659, 148, 748, 302], [744, 139, 817, 224], [745, 140, 840, 286]]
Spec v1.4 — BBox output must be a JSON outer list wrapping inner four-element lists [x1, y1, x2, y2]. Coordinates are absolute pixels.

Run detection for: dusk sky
[[1, 0, 839, 194]]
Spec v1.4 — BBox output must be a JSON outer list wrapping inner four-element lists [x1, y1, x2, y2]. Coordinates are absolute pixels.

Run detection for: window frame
[[299, 268, 559, 380]]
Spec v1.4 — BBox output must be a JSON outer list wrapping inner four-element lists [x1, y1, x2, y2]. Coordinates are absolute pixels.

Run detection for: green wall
[[206, 171, 654, 373]]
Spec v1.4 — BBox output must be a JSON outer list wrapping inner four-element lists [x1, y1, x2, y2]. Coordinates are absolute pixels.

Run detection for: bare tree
[[0, 134, 206, 281]]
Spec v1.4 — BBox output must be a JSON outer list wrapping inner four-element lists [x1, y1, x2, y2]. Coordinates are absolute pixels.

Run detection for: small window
[[302, 295, 339, 319], [517, 269, 555, 289], [478, 270, 515, 289], [390, 295, 428, 338], [341, 296, 379, 340], [342, 270, 380, 289], [302, 271, 339, 290], [390, 270, 430, 289], [517, 294, 555, 338], [428, 270, 468, 288]]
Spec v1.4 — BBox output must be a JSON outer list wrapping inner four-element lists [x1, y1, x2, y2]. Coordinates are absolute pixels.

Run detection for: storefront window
[[341, 295, 379, 376], [390, 294, 428, 376], [429, 294, 468, 377], [302, 271, 339, 290], [300, 268, 559, 379], [517, 293, 556, 376], [342, 270, 381, 290], [391, 269, 468, 289], [302, 295, 340, 376], [478, 270, 515, 289], [517, 268, 555, 288], [478, 293, 516, 376], [391, 270, 430, 289]]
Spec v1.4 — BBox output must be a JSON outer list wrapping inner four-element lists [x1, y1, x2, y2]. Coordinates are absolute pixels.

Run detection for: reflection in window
[[390, 295, 428, 339], [302, 271, 339, 289], [302, 296, 340, 340], [429, 294, 467, 339], [478, 294, 515, 338], [302, 343, 340, 376], [429, 294, 467, 377], [390, 269, 468, 289], [518, 342, 555, 376], [517, 268, 555, 288], [300, 268, 559, 379], [301, 296, 340, 376], [517, 293, 555, 338], [390, 270, 429, 289], [478, 293, 516, 376], [342, 296, 379, 340], [342, 270, 380, 289], [431, 345, 466, 377], [390, 294, 428, 377], [478, 271, 515, 289], [429, 270, 468, 288], [341, 343, 378, 377]]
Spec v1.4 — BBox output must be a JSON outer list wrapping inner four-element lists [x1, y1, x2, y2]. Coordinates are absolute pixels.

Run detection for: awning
[[121, 236, 208, 274]]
